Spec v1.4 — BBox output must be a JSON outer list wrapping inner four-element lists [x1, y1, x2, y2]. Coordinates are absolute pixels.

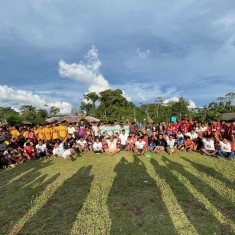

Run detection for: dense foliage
[[0, 91, 234, 125]]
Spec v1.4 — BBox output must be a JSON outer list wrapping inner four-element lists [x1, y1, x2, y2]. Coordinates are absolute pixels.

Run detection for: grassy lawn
[[0, 152, 234, 235]]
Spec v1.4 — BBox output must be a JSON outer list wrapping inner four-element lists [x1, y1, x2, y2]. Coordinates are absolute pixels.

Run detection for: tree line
[[0, 90, 234, 126]]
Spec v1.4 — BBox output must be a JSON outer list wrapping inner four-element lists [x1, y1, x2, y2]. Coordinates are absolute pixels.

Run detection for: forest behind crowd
[[0, 89, 234, 126]]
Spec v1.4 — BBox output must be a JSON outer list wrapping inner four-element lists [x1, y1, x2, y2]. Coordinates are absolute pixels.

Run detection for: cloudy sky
[[0, 0, 235, 113]]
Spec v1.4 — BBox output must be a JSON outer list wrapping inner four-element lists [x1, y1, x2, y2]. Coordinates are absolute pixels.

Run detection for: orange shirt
[[231, 142, 235, 152], [185, 139, 193, 146]]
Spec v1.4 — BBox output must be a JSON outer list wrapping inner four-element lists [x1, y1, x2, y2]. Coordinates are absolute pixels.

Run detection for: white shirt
[[176, 133, 184, 139], [200, 126, 208, 132], [135, 140, 146, 149], [202, 139, 215, 151], [219, 141, 231, 152], [93, 142, 103, 151], [68, 127, 76, 135], [167, 139, 175, 148], [113, 124, 121, 134], [53, 143, 65, 156], [119, 133, 128, 145], [107, 139, 117, 150], [92, 125, 99, 136], [76, 139, 87, 147], [123, 124, 130, 135], [36, 144, 47, 153], [185, 132, 198, 140]]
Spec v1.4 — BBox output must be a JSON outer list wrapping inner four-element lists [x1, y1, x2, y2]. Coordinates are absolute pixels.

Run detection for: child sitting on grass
[[166, 135, 178, 155], [134, 136, 147, 156], [184, 136, 194, 152]]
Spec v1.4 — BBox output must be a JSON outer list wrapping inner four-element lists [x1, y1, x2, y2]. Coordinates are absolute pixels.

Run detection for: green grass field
[[0, 152, 234, 235]]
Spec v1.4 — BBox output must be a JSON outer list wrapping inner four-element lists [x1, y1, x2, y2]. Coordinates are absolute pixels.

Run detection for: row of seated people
[[1, 125, 234, 166]]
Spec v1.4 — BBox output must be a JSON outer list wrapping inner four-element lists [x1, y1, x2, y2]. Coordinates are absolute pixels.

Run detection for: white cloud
[[188, 99, 197, 109], [0, 85, 72, 114], [59, 46, 110, 94], [121, 90, 131, 102], [0, 85, 45, 106], [163, 96, 197, 108], [136, 48, 150, 59], [163, 97, 179, 104]]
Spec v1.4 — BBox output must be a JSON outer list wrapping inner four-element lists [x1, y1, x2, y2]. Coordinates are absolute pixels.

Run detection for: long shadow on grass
[[181, 157, 234, 190], [0, 160, 52, 188], [151, 157, 233, 235], [0, 161, 58, 234], [20, 165, 93, 235], [107, 156, 177, 235], [162, 157, 235, 221]]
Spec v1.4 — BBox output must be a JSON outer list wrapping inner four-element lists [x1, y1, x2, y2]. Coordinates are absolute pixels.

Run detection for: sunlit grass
[[0, 151, 234, 235]]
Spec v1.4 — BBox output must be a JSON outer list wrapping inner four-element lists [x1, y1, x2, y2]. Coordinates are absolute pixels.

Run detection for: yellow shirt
[[35, 128, 44, 141], [10, 129, 20, 139], [51, 126, 59, 140], [43, 127, 52, 141], [23, 131, 29, 138], [57, 125, 67, 138]]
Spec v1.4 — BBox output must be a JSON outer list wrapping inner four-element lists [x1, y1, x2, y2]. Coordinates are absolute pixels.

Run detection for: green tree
[[49, 106, 60, 116], [0, 107, 18, 122], [6, 115, 23, 127], [154, 97, 164, 118], [225, 92, 235, 111], [19, 105, 37, 123], [168, 97, 189, 120], [71, 108, 85, 116], [83, 92, 99, 115], [35, 109, 48, 124], [96, 89, 132, 120], [80, 101, 93, 116]]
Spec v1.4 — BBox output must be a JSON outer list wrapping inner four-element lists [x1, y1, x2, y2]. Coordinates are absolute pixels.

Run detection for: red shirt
[[228, 125, 235, 137], [24, 146, 34, 154], [220, 124, 229, 137], [179, 123, 189, 133], [209, 125, 221, 133], [172, 124, 178, 133]]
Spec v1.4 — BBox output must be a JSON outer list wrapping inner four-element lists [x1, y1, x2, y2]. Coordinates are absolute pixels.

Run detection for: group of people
[[0, 117, 234, 167]]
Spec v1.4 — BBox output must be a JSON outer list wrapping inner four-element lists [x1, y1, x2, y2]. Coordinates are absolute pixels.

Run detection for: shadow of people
[[151, 157, 233, 235], [107, 156, 177, 235], [0, 160, 53, 188], [181, 157, 234, 190], [19, 165, 93, 235], [0, 160, 59, 234]]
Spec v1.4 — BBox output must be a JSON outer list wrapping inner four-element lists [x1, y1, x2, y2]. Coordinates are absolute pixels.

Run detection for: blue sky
[[0, 0, 235, 113]]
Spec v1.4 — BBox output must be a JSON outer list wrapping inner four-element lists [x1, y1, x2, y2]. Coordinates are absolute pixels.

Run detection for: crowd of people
[[0, 117, 235, 168]]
